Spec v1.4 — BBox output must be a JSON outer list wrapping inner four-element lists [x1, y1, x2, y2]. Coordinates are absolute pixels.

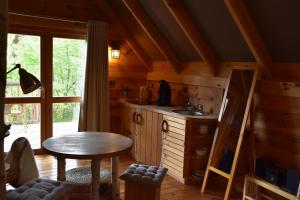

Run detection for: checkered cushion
[[120, 164, 167, 187], [6, 178, 73, 200]]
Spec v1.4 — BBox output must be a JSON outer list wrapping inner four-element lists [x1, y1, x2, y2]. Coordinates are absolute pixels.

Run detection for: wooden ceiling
[[8, 0, 300, 76]]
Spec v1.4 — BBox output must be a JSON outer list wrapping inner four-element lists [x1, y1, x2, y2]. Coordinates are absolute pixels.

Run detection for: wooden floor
[[34, 154, 236, 200]]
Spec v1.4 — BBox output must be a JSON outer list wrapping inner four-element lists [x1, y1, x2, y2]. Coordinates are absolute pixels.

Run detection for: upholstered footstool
[[6, 178, 73, 200], [65, 166, 112, 200], [120, 164, 168, 200]]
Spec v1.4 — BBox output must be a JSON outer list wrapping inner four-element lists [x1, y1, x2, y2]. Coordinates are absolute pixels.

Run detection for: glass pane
[[53, 38, 86, 97], [4, 103, 41, 151], [6, 33, 41, 97], [53, 103, 80, 137]]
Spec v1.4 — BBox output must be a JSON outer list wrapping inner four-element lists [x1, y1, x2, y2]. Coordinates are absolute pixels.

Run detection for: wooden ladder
[[201, 68, 258, 200]]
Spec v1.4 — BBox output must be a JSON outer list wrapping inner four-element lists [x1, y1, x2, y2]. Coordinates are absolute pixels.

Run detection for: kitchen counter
[[120, 99, 219, 121]]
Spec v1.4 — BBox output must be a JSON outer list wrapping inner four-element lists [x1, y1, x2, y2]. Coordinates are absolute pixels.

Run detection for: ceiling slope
[[163, 0, 219, 75], [246, 0, 300, 62], [225, 0, 272, 78], [122, 0, 183, 73]]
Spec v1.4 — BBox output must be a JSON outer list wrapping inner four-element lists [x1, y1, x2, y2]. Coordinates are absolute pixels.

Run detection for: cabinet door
[[134, 108, 142, 162], [144, 111, 163, 165], [151, 112, 163, 166], [121, 104, 137, 159], [135, 110, 162, 166], [161, 114, 186, 183]]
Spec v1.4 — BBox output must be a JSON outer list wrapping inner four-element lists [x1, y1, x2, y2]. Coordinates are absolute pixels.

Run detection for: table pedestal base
[[91, 160, 100, 200]]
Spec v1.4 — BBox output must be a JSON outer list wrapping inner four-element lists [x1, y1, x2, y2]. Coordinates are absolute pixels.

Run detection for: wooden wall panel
[[148, 61, 300, 171], [148, 80, 223, 115]]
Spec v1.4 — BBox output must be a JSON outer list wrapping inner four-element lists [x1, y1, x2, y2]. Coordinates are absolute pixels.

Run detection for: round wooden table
[[42, 132, 133, 200]]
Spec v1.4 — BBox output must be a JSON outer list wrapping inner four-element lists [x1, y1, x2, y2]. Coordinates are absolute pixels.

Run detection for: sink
[[172, 109, 206, 116]]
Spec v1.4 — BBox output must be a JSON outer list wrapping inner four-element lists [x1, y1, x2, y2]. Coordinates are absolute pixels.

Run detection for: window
[[5, 33, 42, 151], [52, 37, 86, 136], [5, 32, 86, 152], [6, 34, 41, 97]]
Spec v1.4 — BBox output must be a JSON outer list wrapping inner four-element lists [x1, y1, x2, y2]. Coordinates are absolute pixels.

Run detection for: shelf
[[243, 175, 297, 200]]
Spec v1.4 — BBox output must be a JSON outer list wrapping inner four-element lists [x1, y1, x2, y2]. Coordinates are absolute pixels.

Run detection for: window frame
[[6, 23, 86, 154]]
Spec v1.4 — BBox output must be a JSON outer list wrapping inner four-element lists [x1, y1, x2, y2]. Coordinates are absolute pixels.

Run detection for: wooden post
[[111, 156, 120, 200], [91, 160, 100, 200], [57, 157, 66, 181], [0, 0, 8, 199]]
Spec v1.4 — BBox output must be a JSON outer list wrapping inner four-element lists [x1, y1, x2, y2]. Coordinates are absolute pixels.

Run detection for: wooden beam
[[122, 0, 183, 73], [94, 0, 152, 72], [224, 0, 272, 78], [8, 0, 108, 23], [0, 0, 8, 198], [163, 0, 218, 76]]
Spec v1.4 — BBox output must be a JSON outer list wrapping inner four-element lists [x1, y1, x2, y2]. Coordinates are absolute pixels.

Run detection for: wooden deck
[[34, 154, 232, 200]]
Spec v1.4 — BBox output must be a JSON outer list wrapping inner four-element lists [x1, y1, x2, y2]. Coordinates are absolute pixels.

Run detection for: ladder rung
[[208, 166, 230, 179]]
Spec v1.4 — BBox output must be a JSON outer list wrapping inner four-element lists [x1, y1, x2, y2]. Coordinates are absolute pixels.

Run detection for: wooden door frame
[[5, 24, 86, 153]]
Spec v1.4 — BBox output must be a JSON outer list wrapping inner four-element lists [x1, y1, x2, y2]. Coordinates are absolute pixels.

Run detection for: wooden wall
[[109, 42, 147, 133], [148, 61, 300, 171], [147, 80, 223, 115]]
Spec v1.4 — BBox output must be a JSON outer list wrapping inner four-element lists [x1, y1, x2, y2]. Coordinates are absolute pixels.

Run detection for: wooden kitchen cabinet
[[121, 103, 138, 159], [135, 110, 162, 166], [161, 114, 186, 183], [161, 114, 217, 184], [122, 103, 218, 185], [121, 103, 162, 166]]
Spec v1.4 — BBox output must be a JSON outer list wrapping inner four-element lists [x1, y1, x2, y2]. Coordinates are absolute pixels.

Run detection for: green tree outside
[[6, 34, 86, 123]]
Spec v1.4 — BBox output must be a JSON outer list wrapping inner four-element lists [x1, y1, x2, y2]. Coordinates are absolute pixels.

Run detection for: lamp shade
[[111, 49, 120, 59], [110, 41, 121, 59], [18, 68, 41, 94]]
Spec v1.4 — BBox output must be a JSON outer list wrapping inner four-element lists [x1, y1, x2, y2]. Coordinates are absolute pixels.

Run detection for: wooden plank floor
[[34, 154, 233, 200]]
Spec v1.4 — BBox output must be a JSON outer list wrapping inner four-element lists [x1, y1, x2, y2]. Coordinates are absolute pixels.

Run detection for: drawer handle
[[136, 113, 142, 125], [162, 120, 169, 132]]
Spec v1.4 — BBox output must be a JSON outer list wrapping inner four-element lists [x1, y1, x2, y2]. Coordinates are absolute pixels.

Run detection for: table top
[[42, 132, 133, 159]]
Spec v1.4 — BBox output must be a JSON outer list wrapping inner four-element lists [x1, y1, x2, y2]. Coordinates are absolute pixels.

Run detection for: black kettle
[[157, 80, 171, 106]]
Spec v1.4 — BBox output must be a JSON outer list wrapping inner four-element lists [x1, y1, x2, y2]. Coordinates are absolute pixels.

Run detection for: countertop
[[120, 100, 219, 121]]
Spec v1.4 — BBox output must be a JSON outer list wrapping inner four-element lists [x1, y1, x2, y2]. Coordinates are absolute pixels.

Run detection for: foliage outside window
[[6, 34, 40, 97], [53, 38, 86, 122]]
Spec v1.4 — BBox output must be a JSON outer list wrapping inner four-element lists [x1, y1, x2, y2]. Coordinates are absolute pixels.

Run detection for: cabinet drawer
[[163, 140, 184, 152], [163, 133, 185, 146]]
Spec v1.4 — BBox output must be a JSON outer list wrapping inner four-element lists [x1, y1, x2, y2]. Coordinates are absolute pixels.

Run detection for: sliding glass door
[[52, 37, 86, 137], [5, 33, 42, 151], [4, 32, 86, 152]]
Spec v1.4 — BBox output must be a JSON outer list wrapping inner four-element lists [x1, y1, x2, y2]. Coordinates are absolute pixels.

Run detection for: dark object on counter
[[157, 80, 171, 106]]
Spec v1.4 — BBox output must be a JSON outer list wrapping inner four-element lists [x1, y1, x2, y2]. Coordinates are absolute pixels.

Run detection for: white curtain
[[79, 21, 109, 132]]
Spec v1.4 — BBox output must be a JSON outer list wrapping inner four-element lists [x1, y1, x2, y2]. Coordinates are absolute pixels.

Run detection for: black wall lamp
[[6, 64, 41, 94], [110, 41, 121, 59]]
